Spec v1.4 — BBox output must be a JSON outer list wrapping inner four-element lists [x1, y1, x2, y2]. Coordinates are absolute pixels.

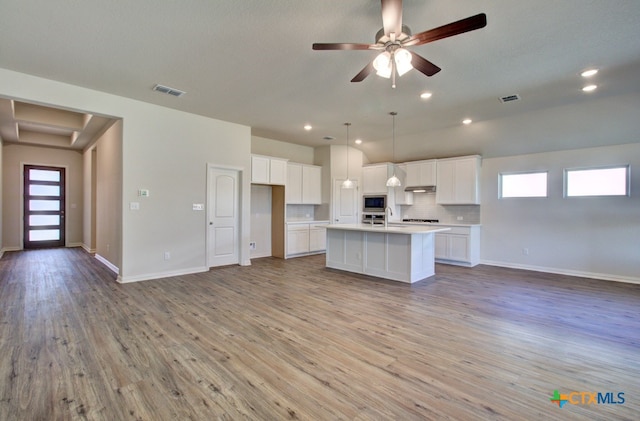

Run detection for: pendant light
[[386, 112, 401, 187], [342, 123, 355, 189]]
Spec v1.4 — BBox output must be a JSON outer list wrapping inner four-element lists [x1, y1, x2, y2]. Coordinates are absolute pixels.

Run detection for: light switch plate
[[193, 203, 205, 211], [130, 202, 140, 210]]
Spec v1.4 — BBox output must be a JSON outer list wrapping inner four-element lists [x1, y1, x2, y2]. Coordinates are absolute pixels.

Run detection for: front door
[[23, 165, 66, 249], [207, 167, 240, 267]]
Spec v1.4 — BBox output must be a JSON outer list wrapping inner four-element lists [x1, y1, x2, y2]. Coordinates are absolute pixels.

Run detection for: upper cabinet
[[286, 163, 322, 204], [393, 164, 413, 205], [404, 160, 436, 187], [251, 155, 287, 185], [436, 155, 481, 205], [362, 163, 392, 194]]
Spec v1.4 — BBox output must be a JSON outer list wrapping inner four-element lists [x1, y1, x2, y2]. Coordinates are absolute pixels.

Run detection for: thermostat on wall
[[138, 189, 150, 197]]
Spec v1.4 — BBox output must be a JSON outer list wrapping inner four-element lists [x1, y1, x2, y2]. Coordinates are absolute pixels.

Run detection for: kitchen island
[[325, 224, 450, 283]]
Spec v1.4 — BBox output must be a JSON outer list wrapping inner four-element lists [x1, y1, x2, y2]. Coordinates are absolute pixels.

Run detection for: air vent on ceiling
[[323, 136, 335, 141], [499, 94, 520, 103], [153, 84, 186, 97]]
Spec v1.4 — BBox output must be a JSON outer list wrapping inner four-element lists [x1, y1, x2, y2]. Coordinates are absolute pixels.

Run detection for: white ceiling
[[1, 0, 639, 161]]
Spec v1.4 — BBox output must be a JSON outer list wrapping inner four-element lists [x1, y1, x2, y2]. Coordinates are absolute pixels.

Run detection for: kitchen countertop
[[394, 222, 482, 227], [326, 224, 450, 235], [286, 220, 330, 225]]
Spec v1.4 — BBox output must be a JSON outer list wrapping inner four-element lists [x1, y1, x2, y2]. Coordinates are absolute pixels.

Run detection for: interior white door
[[207, 167, 240, 267], [332, 179, 359, 224]]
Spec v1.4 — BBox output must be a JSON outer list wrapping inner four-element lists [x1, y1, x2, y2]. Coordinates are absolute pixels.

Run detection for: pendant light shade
[[342, 123, 355, 189], [386, 112, 401, 187]]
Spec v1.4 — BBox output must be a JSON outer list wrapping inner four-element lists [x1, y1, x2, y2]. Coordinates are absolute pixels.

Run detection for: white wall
[[0, 68, 252, 282], [252, 136, 315, 164], [481, 143, 640, 283]]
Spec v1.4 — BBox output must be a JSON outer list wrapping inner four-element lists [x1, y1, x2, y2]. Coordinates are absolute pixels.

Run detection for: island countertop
[[325, 224, 450, 235]]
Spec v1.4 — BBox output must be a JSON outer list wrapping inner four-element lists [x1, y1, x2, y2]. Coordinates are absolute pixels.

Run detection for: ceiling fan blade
[[312, 43, 374, 51], [411, 53, 441, 77], [381, 0, 403, 37], [404, 13, 487, 47], [351, 62, 375, 82]]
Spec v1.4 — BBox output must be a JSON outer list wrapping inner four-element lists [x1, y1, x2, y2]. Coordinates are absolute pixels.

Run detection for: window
[[565, 165, 629, 197], [500, 171, 548, 198]]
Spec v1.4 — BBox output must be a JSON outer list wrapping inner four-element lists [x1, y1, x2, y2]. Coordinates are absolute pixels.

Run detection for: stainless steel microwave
[[363, 195, 387, 213]]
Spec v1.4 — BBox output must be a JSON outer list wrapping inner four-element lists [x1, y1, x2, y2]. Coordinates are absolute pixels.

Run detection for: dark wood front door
[[23, 165, 66, 249]]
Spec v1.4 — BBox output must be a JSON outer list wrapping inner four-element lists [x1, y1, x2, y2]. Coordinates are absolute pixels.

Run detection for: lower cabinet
[[286, 222, 328, 257], [434, 225, 480, 267]]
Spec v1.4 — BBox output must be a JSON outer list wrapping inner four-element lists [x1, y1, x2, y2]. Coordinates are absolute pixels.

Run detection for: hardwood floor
[[1, 248, 638, 420]]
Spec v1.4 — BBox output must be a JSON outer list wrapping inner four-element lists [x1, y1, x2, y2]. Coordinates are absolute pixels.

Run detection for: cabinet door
[[453, 158, 479, 204], [419, 161, 437, 185], [436, 157, 480, 204], [287, 225, 310, 255], [362, 165, 389, 194], [309, 225, 327, 252], [448, 234, 470, 261], [286, 163, 303, 204], [302, 165, 322, 204], [269, 158, 287, 185], [251, 155, 270, 184], [434, 234, 448, 259], [405, 163, 421, 187]]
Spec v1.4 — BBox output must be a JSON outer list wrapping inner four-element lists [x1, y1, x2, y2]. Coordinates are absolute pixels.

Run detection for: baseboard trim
[[480, 259, 640, 285], [95, 254, 119, 275], [118, 266, 209, 284], [81, 244, 96, 254]]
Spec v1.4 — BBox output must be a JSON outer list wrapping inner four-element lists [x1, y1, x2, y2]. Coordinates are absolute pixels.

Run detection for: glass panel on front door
[[23, 165, 66, 249]]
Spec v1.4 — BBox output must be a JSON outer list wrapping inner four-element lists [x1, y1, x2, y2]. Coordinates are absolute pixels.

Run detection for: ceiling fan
[[312, 0, 487, 88]]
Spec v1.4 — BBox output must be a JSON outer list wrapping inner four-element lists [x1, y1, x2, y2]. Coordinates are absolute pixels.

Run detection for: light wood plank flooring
[[1, 248, 638, 420]]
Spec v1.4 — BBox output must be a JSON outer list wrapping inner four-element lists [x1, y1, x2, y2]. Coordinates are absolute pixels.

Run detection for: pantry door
[[23, 165, 66, 249], [207, 166, 240, 267]]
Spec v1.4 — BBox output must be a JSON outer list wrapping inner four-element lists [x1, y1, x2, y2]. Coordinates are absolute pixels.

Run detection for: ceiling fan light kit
[[312, 0, 487, 88]]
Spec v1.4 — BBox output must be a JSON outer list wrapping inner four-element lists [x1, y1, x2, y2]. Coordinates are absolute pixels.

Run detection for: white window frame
[[564, 165, 630, 198], [499, 171, 548, 198]]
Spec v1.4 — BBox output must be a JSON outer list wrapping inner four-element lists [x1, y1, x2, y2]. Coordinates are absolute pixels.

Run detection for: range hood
[[404, 185, 436, 193]]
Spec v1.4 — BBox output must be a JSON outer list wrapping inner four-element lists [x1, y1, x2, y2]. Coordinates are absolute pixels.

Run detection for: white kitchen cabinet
[[362, 164, 391, 194], [286, 163, 322, 204], [287, 224, 310, 255], [434, 225, 480, 266], [436, 156, 481, 204], [251, 155, 287, 185], [309, 223, 328, 252], [405, 160, 436, 187], [286, 222, 328, 257], [394, 164, 414, 205]]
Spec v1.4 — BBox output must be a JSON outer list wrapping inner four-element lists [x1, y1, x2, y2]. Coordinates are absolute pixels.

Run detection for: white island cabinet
[[326, 224, 450, 283]]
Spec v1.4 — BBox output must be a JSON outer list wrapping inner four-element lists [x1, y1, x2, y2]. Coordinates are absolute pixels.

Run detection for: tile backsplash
[[286, 204, 317, 221], [399, 193, 480, 224]]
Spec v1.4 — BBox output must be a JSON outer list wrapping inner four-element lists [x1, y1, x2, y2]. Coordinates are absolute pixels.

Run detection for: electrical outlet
[[249, 242, 256, 250], [457, 216, 464, 221], [164, 251, 171, 260]]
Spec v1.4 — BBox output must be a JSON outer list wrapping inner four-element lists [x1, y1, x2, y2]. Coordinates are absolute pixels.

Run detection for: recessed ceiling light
[[304, 124, 312, 130], [582, 84, 597, 92], [462, 118, 472, 125], [581, 69, 598, 78], [355, 139, 362, 145], [420, 92, 433, 99]]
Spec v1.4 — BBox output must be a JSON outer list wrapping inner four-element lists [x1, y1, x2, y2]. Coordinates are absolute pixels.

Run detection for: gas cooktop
[[402, 218, 439, 223]]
